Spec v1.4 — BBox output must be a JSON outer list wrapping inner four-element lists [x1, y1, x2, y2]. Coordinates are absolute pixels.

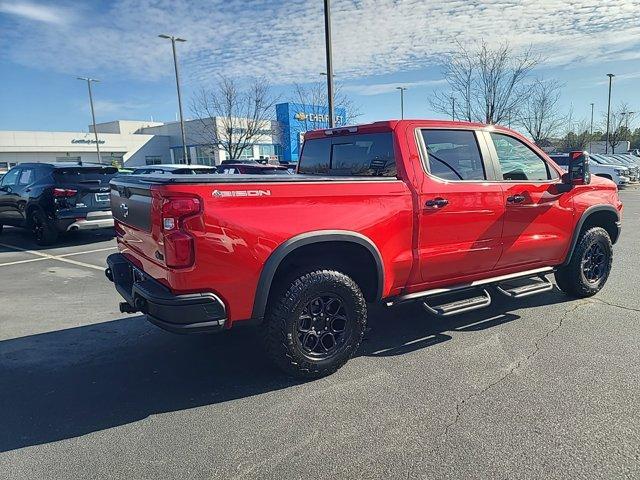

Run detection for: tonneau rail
[[110, 174, 400, 187]]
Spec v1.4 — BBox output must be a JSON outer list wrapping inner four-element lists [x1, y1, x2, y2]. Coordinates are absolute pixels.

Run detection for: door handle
[[507, 194, 525, 204], [425, 197, 449, 208]]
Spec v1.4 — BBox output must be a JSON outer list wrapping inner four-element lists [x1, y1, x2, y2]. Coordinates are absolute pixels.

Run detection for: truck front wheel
[[262, 270, 367, 378], [555, 227, 613, 298]]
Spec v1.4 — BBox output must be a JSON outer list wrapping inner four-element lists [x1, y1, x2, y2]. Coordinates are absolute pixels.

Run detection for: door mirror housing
[[562, 151, 591, 186]]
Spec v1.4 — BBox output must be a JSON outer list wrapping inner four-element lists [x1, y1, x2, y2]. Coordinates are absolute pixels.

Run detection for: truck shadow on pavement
[[0, 289, 572, 452]]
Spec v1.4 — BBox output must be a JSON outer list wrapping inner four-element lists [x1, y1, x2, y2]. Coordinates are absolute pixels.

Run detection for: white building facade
[[0, 117, 282, 171]]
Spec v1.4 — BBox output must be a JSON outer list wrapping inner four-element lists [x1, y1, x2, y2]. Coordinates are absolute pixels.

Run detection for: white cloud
[[343, 79, 447, 96], [2, 0, 640, 87], [0, 1, 67, 25]]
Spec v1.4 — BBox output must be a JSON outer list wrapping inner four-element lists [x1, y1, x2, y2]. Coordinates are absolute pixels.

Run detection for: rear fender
[[251, 230, 384, 322]]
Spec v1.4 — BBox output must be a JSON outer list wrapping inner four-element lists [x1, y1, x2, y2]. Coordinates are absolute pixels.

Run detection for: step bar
[[422, 289, 492, 317], [388, 267, 555, 306], [495, 276, 554, 299]]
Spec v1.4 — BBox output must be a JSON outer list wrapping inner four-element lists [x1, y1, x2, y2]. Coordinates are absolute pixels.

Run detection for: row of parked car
[[549, 153, 640, 186], [0, 159, 294, 245], [125, 159, 294, 176]]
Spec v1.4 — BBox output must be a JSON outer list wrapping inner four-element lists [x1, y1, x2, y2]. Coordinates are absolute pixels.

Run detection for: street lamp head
[[607, 73, 615, 78], [76, 77, 99, 83], [158, 34, 172, 39], [396, 86, 407, 91], [175, 38, 186, 42]]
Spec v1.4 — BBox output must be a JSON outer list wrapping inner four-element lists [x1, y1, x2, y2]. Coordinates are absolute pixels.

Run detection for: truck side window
[[421, 130, 486, 181], [490, 133, 558, 181]]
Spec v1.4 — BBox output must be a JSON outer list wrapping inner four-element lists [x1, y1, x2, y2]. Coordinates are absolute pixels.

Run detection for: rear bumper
[[105, 253, 227, 334], [57, 210, 114, 231]]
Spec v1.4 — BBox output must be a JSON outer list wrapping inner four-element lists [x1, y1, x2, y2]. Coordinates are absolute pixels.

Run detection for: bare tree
[[190, 75, 279, 161], [430, 40, 539, 124], [290, 81, 361, 131], [517, 79, 565, 146], [603, 102, 631, 154], [558, 122, 592, 152]]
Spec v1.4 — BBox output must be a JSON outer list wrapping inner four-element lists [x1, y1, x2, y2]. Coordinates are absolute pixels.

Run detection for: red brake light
[[159, 195, 202, 268], [161, 197, 201, 224], [53, 188, 77, 197]]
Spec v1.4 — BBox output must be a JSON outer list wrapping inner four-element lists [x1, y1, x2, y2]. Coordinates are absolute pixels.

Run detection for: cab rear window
[[299, 133, 396, 177]]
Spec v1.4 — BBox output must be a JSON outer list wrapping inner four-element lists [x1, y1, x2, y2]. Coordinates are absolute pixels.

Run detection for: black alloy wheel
[[296, 294, 351, 359], [581, 240, 608, 284]]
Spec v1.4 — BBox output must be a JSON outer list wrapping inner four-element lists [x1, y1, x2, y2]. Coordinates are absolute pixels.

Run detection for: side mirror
[[562, 150, 591, 186]]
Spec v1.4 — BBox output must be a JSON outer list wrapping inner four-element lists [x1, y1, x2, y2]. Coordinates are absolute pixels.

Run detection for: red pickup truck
[[106, 120, 622, 378]]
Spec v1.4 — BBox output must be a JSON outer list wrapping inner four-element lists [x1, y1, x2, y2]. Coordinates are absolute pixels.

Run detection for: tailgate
[[110, 182, 153, 231], [110, 177, 157, 262]]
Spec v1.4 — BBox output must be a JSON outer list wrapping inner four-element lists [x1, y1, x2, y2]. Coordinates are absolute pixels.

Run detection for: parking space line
[[0, 242, 106, 271], [59, 246, 118, 257], [0, 257, 50, 268]]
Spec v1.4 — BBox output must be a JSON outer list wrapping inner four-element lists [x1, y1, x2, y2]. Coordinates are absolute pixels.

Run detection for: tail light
[[159, 195, 202, 268], [53, 188, 77, 197]]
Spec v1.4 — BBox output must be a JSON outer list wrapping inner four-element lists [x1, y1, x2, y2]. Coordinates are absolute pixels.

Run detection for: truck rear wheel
[[555, 227, 613, 298], [262, 269, 367, 378]]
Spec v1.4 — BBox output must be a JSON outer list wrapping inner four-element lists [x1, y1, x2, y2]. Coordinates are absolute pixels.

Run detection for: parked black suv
[[0, 162, 118, 245]]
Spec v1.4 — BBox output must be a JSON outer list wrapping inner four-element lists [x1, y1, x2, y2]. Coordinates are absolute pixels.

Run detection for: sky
[[1, 0, 640, 133]]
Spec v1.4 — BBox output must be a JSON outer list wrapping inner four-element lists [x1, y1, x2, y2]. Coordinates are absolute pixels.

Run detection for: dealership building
[[0, 102, 346, 171]]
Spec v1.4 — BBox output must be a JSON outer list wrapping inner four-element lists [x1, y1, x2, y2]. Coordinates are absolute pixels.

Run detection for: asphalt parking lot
[[1, 188, 639, 480]]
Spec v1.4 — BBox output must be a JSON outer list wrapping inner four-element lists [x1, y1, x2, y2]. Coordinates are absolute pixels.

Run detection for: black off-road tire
[[262, 269, 367, 378], [555, 227, 613, 298], [30, 210, 58, 246]]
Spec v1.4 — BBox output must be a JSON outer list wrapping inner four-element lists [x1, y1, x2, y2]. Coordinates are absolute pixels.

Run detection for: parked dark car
[[217, 162, 291, 175], [131, 164, 218, 175], [0, 162, 117, 245]]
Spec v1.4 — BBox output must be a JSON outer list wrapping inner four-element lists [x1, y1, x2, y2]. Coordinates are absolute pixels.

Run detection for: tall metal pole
[[589, 103, 594, 153], [450, 97, 456, 121], [605, 73, 615, 154], [77, 77, 101, 163], [396, 87, 406, 119], [160, 34, 189, 164], [323, 0, 335, 128]]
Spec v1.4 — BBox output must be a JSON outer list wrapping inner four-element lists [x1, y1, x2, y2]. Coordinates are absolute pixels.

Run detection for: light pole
[[159, 34, 189, 164], [589, 102, 594, 153], [450, 96, 456, 121], [77, 77, 101, 163], [323, 0, 335, 128], [396, 87, 407, 119], [605, 73, 615, 154]]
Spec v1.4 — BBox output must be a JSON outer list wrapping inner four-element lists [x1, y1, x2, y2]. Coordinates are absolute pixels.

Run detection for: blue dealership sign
[[276, 102, 347, 162]]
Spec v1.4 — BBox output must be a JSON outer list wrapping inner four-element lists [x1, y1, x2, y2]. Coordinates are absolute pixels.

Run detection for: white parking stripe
[[59, 246, 118, 257], [0, 242, 106, 271], [0, 257, 49, 267]]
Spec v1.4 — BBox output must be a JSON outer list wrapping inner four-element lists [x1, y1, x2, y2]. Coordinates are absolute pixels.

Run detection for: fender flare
[[251, 230, 384, 322], [562, 204, 620, 266]]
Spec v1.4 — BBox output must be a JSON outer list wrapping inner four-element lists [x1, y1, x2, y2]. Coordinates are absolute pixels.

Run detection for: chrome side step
[[422, 288, 492, 317], [495, 275, 554, 299]]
